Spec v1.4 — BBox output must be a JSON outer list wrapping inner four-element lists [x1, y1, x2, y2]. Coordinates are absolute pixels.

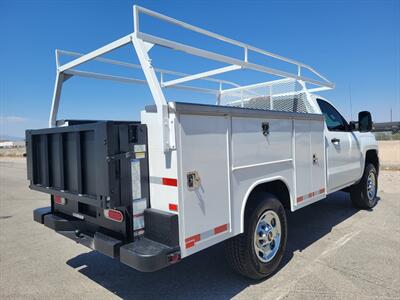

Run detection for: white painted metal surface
[[140, 111, 179, 212], [293, 119, 326, 209], [231, 117, 292, 168], [161, 104, 328, 257], [178, 114, 231, 256]]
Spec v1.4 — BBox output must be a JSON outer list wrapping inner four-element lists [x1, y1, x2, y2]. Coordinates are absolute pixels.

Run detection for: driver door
[[317, 99, 361, 192]]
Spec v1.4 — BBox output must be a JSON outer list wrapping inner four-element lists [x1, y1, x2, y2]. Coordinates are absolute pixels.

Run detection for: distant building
[[0, 141, 25, 148]]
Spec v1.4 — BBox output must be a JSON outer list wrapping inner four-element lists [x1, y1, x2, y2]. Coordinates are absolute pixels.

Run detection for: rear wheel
[[225, 193, 287, 280], [350, 163, 378, 209]]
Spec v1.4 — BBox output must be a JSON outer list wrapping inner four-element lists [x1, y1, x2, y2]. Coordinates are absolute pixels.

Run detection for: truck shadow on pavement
[[66, 191, 369, 300]]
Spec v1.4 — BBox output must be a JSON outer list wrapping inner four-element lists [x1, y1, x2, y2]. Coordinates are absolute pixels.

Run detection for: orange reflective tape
[[185, 234, 200, 244], [185, 241, 196, 249], [214, 224, 228, 235]]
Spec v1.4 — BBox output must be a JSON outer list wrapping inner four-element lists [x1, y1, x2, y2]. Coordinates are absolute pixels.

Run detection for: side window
[[317, 99, 348, 131]]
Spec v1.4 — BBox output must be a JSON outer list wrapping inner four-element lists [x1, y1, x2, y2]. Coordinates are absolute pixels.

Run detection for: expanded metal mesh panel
[[220, 79, 316, 113]]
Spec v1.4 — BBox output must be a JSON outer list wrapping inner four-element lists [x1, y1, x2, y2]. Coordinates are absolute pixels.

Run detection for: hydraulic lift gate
[[26, 121, 149, 241]]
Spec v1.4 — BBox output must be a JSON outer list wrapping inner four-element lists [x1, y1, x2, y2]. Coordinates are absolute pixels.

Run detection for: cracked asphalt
[[0, 157, 399, 299]]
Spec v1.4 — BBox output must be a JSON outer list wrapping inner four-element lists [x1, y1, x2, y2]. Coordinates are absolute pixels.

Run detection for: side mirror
[[349, 121, 357, 131], [358, 111, 372, 132]]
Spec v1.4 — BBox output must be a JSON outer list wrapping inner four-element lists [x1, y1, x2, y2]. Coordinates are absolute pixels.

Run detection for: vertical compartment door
[[310, 120, 326, 198], [179, 114, 230, 253], [294, 119, 326, 208], [294, 120, 312, 207]]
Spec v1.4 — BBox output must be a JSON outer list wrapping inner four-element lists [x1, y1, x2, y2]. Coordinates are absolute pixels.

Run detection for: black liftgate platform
[[26, 120, 180, 271]]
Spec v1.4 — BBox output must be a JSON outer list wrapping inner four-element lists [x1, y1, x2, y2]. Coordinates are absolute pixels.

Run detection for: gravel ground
[[0, 158, 399, 300], [378, 141, 400, 170]]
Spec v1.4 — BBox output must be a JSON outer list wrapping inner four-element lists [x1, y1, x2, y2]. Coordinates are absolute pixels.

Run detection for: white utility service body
[[142, 96, 377, 257], [30, 6, 378, 278]]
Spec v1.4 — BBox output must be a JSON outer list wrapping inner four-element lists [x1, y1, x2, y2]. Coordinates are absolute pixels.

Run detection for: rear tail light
[[54, 195, 66, 205], [169, 203, 178, 212], [104, 209, 124, 222], [168, 252, 181, 264]]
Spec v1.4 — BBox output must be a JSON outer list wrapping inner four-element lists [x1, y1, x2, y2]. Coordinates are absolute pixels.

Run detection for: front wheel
[[350, 163, 378, 209], [225, 193, 287, 280]]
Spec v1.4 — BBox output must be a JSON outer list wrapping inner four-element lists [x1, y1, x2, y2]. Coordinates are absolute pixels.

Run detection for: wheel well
[[366, 150, 379, 174], [245, 180, 291, 217]]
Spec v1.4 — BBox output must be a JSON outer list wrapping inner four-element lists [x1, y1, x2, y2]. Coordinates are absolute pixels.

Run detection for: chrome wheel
[[254, 210, 281, 263], [367, 172, 376, 201]]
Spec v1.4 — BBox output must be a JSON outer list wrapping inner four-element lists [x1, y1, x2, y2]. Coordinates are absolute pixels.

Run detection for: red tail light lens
[[54, 195, 66, 205], [104, 209, 124, 222]]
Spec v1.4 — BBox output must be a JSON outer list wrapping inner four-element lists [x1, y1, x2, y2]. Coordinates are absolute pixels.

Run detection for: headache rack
[[50, 5, 334, 152]]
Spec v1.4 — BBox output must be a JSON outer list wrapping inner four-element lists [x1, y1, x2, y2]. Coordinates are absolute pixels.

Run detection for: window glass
[[317, 99, 348, 131]]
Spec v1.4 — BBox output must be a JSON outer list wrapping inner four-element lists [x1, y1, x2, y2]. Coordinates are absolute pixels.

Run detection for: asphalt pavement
[[0, 158, 399, 299]]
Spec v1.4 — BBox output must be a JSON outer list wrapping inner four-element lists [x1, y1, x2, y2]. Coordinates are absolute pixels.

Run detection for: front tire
[[225, 193, 287, 280], [350, 163, 378, 209]]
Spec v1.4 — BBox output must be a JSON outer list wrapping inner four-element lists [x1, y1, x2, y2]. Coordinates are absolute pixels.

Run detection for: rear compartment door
[[178, 114, 231, 253]]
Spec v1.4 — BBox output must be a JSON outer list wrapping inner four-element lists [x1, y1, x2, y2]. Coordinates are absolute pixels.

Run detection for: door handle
[[331, 138, 340, 144]]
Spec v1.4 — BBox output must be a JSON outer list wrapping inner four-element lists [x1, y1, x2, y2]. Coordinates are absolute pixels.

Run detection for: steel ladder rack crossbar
[[57, 49, 240, 89], [133, 5, 334, 88], [50, 5, 334, 152], [63, 68, 219, 96], [55, 5, 334, 92]]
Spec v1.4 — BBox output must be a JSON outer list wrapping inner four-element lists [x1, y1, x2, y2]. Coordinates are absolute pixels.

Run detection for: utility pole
[[390, 108, 393, 122]]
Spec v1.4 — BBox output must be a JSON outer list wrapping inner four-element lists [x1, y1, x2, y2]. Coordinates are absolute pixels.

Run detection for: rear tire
[[350, 163, 378, 209], [225, 193, 287, 280]]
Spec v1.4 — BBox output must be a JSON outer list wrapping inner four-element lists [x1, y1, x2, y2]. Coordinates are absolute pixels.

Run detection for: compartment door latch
[[262, 122, 270, 136], [187, 171, 201, 190]]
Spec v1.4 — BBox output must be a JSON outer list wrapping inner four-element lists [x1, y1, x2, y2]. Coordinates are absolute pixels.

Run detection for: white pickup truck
[[28, 6, 379, 280]]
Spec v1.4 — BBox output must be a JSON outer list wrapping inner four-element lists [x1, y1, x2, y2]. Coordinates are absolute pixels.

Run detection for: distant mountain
[[0, 135, 25, 142]]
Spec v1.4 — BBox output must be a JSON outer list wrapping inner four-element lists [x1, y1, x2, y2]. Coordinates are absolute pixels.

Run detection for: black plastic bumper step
[[33, 207, 179, 271], [33, 206, 52, 224], [120, 238, 178, 272]]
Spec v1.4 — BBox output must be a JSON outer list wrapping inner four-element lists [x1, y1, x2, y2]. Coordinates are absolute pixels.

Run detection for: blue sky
[[1, 0, 399, 138]]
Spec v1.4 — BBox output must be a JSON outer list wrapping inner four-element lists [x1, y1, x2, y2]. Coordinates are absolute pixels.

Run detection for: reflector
[[54, 195, 66, 205], [104, 209, 124, 222]]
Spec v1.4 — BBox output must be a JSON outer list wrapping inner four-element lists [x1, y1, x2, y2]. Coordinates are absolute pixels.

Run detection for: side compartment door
[[179, 114, 231, 253], [310, 120, 326, 197], [294, 120, 312, 206], [294, 119, 326, 208]]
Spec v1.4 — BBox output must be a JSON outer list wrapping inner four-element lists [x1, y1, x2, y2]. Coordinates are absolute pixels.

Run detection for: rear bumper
[[33, 207, 180, 272]]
